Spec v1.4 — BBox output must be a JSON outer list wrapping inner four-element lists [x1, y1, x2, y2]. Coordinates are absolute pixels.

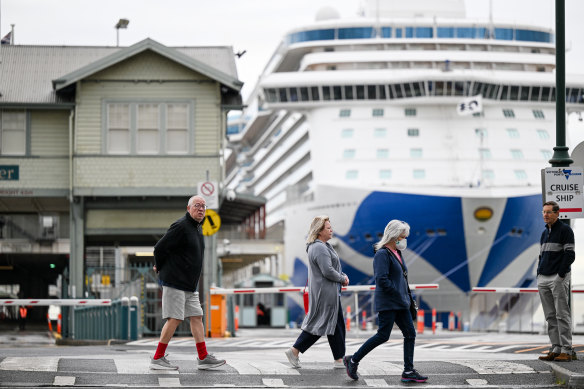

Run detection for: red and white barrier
[[473, 287, 584, 294], [210, 284, 439, 295], [0, 299, 111, 306]]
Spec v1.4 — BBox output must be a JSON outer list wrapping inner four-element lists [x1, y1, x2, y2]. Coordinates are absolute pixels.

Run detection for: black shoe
[[401, 369, 428, 383], [343, 355, 359, 380]]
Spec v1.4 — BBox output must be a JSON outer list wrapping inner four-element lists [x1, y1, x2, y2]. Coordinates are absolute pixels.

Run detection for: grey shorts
[[161, 286, 203, 320]]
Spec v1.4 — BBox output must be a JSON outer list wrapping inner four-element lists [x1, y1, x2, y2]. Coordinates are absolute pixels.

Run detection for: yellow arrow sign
[[202, 209, 221, 236]]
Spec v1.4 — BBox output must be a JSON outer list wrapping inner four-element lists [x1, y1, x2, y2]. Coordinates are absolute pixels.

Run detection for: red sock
[[196, 342, 208, 360], [154, 342, 168, 360]]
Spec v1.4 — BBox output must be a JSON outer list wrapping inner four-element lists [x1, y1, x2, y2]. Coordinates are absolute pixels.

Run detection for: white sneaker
[[333, 360, 344, 369], [285, 348, 301, 368], [149, 354, 178, 370], [197, 353, 226, 370]]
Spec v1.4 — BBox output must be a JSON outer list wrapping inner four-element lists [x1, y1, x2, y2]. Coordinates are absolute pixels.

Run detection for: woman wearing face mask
[[343, 220, 427, 383]]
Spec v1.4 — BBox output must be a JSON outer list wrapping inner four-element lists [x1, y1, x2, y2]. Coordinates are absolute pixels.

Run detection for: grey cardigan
[[301, 239, 346, 336]]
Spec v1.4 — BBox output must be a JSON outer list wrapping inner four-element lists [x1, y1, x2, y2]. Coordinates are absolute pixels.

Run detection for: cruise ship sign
[[542, 167, 584, 218]]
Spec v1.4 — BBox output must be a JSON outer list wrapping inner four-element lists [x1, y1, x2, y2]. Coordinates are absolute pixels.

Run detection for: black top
[[537, 220, 575, 277], [154, 212, 205, 292]]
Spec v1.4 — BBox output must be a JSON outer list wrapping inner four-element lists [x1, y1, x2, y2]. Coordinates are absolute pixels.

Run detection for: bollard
[[457, 311, 462, 331], [362, 311, 366, 330], [47, 313, 53, 332], [346, 305, 351, 331], [129, 296, 139, 341], [431, 309, 436, 334], [57, 313, 62, 334], [235, 305, 239, 331], [448, 311, 455, 331], [121, 297, 130, 340], [417, 309, 424, 333]]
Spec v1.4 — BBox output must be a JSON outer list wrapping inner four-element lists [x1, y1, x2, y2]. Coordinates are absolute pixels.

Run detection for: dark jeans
[[293, 302, 346, 360], [352, 309, 416, 371]]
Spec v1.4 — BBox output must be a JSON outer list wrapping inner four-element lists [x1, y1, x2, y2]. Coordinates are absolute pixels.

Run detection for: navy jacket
[[373, 247, 411, 312], [538, 220, 575, 278], [154, 212, 205, 292]]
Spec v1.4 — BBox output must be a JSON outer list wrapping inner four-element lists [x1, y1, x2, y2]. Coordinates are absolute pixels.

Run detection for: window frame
[[0, 110, 29, 156]]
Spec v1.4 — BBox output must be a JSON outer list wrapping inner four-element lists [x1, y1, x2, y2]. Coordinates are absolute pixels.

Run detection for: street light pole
[[115, 19, 129, 47]]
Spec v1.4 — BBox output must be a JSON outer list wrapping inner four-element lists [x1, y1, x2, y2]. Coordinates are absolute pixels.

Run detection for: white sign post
[[197, 181, 219, 210], [542, 167, 584, 219]]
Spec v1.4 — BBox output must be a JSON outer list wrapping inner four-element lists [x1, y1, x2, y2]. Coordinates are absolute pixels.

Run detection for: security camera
[[226, 189, 236, 201]]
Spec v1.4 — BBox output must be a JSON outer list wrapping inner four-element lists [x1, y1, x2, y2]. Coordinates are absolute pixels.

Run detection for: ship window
[[408, 128, 419, 137], [394, 84, 404, 98], [435, 81, 445, 96], [323, 86, 331, 101], [520, 86, 530, 101], [405, 108, 417, 116], [437, 229, 447, 236], [395, 28, 402, 38], [346, 170, 358, 179], [377, 149, 389, 159], [339, 109, 351, 118], [514, 170, 528, 180], [413, 169, 425, 179], [289, 88, 299, 102], [502, 109, 515, 118], [506, 128, 520, 138], [388, 85, 396, 99], [278, 88, 288, 102], [364, 233, 373, 241], [374, 128, 387, 138], [343, 149, 356, 159], [516, 29, 552, 43], [488, 84, 500, 99], [344, 85, 354, 100], [338, 27, 374, 39], [341, 128, 354, 138], [510, 149, 524, 159], [310, 86, 320, 101], [379, 169, 391, 179], [367, 85, 377, 99], [1, 110, 27, 155], [471, 82, 482, 96], [405, 27, 414, 38], [356, 85, 365, 99], [537, 129, 550, 139], [265, 88, 277, 102], [541, 149, 552, 159], [509, 86, 519, 100], [530, 86, 541, 101], [404, 83, 413, 98], [550, 87, 556, 102], [495, 28, 513, 40], [473, 112, 482, 117], [410, 148, 422, 158], [333, 86, 342, 100], [533, 109, 545, 119], [475, 128, 487, 138], [437, 27, 454, 38], [381, 27, 392, 38], [479, 148, 492, 159], [567, 88, 579, 103], [498, 85, 507, 100], [483, 169, 495, 179], [299, 87, 309, 101], [348, 235, 356, 243], [454, 82, 465, 96], [541, 87, 551, 102], [378, 85, 387, 99], [412, 82, 424, 97], [415, 27, 433, 38], [372, 108, 384, 117]]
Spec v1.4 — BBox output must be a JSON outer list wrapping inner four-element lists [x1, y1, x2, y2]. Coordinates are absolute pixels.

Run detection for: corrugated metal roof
[[0, 42, 239, 105]]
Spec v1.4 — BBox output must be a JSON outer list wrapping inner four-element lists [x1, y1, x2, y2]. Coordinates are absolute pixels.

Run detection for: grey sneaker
[[285, 348, 301, 368], [197, 353, 226, 370], [150, 354, 178, 370]]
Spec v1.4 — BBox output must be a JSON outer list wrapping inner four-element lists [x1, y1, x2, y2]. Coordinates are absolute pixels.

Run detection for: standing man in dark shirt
[[537, 201, 576, 362], [149, 195, 226, 370]]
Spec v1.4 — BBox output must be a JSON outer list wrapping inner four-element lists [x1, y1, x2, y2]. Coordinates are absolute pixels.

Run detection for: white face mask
[[395, 238, 407, 251]]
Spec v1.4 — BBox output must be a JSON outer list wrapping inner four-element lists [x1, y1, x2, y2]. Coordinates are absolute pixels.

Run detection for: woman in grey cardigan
[[285, 215, 349, 369]]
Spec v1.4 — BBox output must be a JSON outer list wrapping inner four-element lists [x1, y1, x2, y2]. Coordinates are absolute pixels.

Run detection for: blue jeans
[[352, 309, 416, 371], [293, 303, 346, 360]]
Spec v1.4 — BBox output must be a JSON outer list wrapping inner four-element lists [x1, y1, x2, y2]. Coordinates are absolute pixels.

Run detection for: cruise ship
[[225, 0, 584, 328]]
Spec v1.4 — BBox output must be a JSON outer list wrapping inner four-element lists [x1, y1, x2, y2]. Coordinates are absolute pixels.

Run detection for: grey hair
[[374, 220, 410, 251], [306, 215, 330, 244], [188, 195, 205, 207]]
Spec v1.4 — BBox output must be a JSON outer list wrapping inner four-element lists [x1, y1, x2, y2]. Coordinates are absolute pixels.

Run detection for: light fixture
[[115, 18, 130, 47]]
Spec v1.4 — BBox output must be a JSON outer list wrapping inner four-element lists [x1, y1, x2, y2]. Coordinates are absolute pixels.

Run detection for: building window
[[475, 128, 488, 138], [514, 170, 528, 180], [413, 169, 425, 179], [343, 149, 356, 159], [510, 149, 524, 159], [533, 109, 545, 119], [473, 112, 482, 117], [410, 148, 422, 158], [341, 128, 354, 138], [405, 108, 417, 116], [506, 128, 520, 138], [482, 169, 495, 179], [537, 129, 550, 139], [346, 170, 358, 179], [379, 169, 391, 179], [376, 149, 389, 159], [372, 108, 384, 117], [374, 128, 387, 138], [339, 109, 351, 118], [407, 128, 419, 137], [541, 149, 552, 159], [106, 102, 191, 155], [479, 148, 492, 159], [502, 109, 515, 118], [0, 110, 26, 155]]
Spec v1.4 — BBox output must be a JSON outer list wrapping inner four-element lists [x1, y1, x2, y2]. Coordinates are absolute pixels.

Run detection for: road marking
[[158, 377, 181, 387], [115, 358, 178, 374], [515, 345, 549, 354], [53, 376, 76, 386], [364, 378, 389, 387], [0, 357, 59, 372], [467, 379, 488, 386], [229, 360, 300, 375], [357, 361, 403, 375], [456, 361, 535, 374], [262, 378, 288, 387]]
